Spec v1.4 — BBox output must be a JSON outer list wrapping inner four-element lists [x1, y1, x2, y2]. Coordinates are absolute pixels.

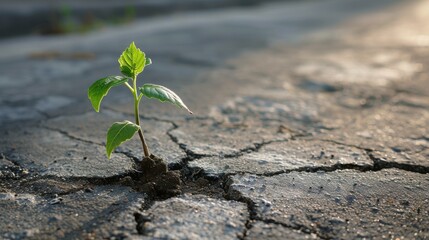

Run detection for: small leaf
[[118, 42, 146, 77], [106, 121, 140, 159], [145, 57, 152, 66], [88, 76, 129, 112], [139, 84, 192, 114]]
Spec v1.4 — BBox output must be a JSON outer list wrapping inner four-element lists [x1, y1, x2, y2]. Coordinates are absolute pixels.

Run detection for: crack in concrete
[[245, 139, 429, 175], [166, 122, 211, 160], [189, 152, 427, 179], [237, 163, 373, 177], [184, 136, 377, 178], [223, 165, 429, 240], [318, 139, 374, 152], [238, 219, 252, 240], [40, 125, 101, 146], [410, 136, 429, 143], [222, 139, 289, 159], [39, 124, 143, 168], [368, 151, 429, 174], [173, 134, 429, 239], [186, 162, 375, 183], [134, 211, 152, 235], [97, 107, 198, 165], [224, 177, 326, 240], [65, 197, 143, 239], [166, 125, 309, 161], [7, 109, 425, 238]]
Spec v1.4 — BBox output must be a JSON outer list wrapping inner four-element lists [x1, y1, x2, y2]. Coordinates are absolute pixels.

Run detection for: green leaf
[[88, 76, 129, 112], [145, 57, 152, 66], [118, 42, 146, 77], [139, 84, 193, 114], [106, 121, 140, 159]]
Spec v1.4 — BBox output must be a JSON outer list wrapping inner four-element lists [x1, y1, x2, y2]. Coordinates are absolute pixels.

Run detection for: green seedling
[[88, 42, 192, 159]]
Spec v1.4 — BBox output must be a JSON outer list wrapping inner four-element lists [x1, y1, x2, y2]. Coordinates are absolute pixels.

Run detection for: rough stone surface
[[227, 169, 429, 239], [190, 139, 372, 176], [0, 127, 134, 178], [138, 194, 248, 239], [0, 186, 144, 239]]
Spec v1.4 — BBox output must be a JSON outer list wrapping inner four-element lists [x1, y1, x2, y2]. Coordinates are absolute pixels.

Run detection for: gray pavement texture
[[0, 0, 428, 239]]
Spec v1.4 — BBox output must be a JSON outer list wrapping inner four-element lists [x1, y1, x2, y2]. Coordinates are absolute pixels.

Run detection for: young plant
[[88, 42, 192, 159]]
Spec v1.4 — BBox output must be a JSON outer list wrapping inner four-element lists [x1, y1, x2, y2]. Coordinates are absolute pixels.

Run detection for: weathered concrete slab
[[190, 139, 372, 176], [320, 105, 429, 168], [0, 185, 144, 239], [137, 194, 248, 239], [326, 105, 428, 151], [227, 169, 429, 239], [294, 49, 421, 87], [0, 127, 134, 178], [246, 221, 320, 240], [43, 110, 186, 168], [169, 119, 288, 157], [209, 94, 326, 133]]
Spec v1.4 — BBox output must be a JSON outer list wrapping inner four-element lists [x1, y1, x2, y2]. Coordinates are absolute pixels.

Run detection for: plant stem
[[133, 75, 150, 157]]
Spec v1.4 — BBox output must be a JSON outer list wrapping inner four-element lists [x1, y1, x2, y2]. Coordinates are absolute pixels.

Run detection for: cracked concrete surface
[[0, 127, 134, 178], [136, 195, 248, 239], [0, 186, 144, 239], [226, 169, 429, 239], [189, 139, 373, 177], [0, 0, 428, 239], [43, 110, 187, 168], [169, 119, 289, 157]]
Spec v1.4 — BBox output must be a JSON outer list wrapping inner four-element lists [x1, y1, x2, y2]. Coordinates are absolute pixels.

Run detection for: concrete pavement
[[0, 0, 428, 239]]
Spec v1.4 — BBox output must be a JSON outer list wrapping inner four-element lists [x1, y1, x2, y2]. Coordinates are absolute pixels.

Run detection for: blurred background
[[1, 0, 294, 38]]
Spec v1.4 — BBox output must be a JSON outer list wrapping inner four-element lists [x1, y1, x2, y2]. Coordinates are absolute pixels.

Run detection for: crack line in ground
[[222, 139, 289, 159], [318, 139, 374, 152], [224, 163, 373, 178], [40, 125, 101, 146], [104, 107, 208, 163], [223, 177, 327, 240], [239, 219, 252, 240], [367, 151, 429, 174], [191, 155, 427, 179], [39, 125, 139, 166], [166, 123, 211, 161]]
